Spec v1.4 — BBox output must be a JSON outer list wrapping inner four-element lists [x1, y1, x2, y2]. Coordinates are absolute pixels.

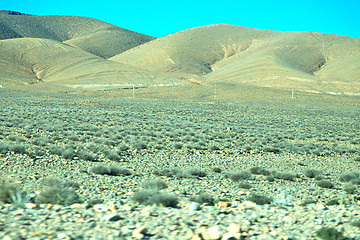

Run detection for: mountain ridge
[[1, 12, 359, 98]]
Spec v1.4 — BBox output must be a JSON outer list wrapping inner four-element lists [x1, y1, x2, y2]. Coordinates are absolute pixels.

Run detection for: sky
[[3, 0, 360, 38]]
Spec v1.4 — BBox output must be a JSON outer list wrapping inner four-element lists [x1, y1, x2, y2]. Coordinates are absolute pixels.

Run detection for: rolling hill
[[0, 14, 155, 58], [1, 12, 359, 98], [111, 24, 360, 96]]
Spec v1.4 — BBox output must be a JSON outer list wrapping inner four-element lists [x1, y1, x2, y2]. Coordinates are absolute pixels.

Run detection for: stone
[[103, 214, 123, 221], [191, 233, 204, 240], [188, 202, 201, 211], [24, 203, 38, 209], [218, 201, 232, 208], [207, 226, 222, 239], [133, 227, 147, 238], [227, 223, 241, 234], [221, 233, 238, 240]]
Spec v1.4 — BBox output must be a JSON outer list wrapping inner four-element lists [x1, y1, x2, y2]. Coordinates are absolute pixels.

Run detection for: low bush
[[247, 194, 272, 205], [304, 169, 322, 178], [315, 227, 345, 240], [229, 171, 252, 182], [190, 192, 215, 205], [132, 190, 178, 207], [90, 164, 132, 176], [317, 180, 334, 189], [343, 183, 356, 194], [238, 182, 253, 189], [43, 177, 80, 189], [249, 167, 270, 176], [0, 178, 29, 206], [272, 171, 296, 181], [36, 187, 83, 205], [141, 180, 168, 190], [339, 171, 360, 183], [212, 167, 222, 173]]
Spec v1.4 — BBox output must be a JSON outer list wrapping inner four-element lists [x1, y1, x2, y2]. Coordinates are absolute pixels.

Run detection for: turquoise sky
[[3, 0, 360, 38]]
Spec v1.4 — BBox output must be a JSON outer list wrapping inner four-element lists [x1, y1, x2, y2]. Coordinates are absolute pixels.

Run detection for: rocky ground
[[1, 150, 360, 240]]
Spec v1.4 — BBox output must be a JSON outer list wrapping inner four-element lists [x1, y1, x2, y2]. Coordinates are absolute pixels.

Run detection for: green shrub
[[0, 178, 29, 205], [132, 190, 178, 207], [350, 220, 360, 228], [62, 149, 75, 159], [36, 187, 83, 205], [229, 171, 252, 182], [315, 227, 345, 240], [153, 168, 179, 177], [43, 177, 80, 189], [78, 151, 96, 161], [212, 167, 222, 173], [343, 183, 356, 194], [317, 180, 334, 189], [266, 176, 275, 182], [238, 182, 252, 189], [304, 169, 322, 178], [247, 194, 272, 205], [0, 142, 10, 154], [141, 180, 168, 190], [272, 171, 295, 181], [250, 167, 270, 176], [183, 168, 207, 178], [190, 192, 215, 205], [339, 171, 360, 182], [105, 150, 120, 161], [90, 165, 131, 176], [8, 143, 27, 154]]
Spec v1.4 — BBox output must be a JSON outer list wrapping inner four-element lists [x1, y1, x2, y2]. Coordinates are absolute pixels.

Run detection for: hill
[[0, 14, 155, 58], [111, 24, 360, 96], [0, 37, 175, 89]]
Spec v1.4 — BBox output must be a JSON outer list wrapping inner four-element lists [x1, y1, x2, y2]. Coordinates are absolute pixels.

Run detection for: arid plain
[[1, 11, 360, 239]]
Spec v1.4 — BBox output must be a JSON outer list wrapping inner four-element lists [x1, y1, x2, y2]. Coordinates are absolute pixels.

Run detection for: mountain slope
[[0, 14, 155, 58], [0, 37, 174, 88], [111, 24, 360, 95]]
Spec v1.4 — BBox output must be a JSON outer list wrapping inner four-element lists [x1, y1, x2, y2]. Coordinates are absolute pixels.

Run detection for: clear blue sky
[[3, 0, 360, 38]]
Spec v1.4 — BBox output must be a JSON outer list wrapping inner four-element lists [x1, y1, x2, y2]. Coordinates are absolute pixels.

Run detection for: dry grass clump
[[0, 178, 29, 205], [189, 192, 215, 205], [317, 180, 334, 189], [90, 164, 132, 176], [36, 187, 83, 206], [247, 194, 272, 205], [228, 171, 252, 182], [141, 180, 168, 190], [132, 190, 178, 207], [249, 166, 270, 176], [304, 169, 322, 178]]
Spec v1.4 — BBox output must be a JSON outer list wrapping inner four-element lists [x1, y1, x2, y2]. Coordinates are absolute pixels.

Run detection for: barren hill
[[0, 37, 174, 89], [0, 14, 155, 58], [111, 24, 360, 95], [1, 13, 359, 98]]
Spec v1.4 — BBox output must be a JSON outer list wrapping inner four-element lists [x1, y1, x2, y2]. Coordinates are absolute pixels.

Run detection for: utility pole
[[291, 79, 294, 98], [132, 85, 135, 99]]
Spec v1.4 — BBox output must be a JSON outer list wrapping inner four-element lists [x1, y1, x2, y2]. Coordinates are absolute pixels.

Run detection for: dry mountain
[[111, 24, 360, 95], [1, 13, 360, 96], [0, 13, 176, 89]]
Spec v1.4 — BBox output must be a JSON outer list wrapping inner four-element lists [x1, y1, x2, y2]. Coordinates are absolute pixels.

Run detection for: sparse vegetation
[[132, 190, 178, 207], [304, 169, 322, 178], [229, 171, 252, 182], [36, 187, 83, 205], [317, 180, 334, 189], [315, 227, 345, 240], [247, 194, 272, 205]]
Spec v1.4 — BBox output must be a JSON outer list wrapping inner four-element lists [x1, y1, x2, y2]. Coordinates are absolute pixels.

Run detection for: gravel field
[[1, 92, 360, 239]]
